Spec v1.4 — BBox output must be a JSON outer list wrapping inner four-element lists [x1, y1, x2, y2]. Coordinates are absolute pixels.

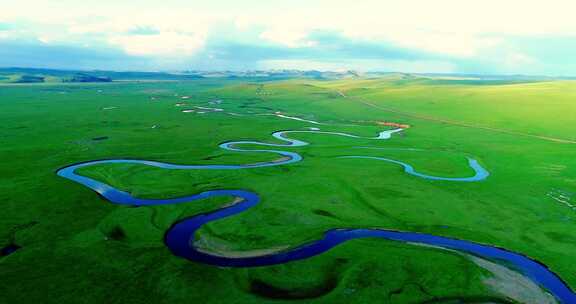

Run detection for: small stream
[[56, 129, 574, 303]]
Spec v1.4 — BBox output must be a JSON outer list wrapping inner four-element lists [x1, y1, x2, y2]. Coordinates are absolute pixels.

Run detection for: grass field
[[1, 77, 575, 303]]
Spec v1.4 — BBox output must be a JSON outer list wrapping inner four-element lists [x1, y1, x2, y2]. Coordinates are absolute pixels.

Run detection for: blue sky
[[2, 0, 576, 75]]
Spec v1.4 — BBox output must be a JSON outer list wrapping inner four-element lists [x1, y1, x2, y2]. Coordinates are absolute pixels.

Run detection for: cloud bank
[[2, 0, 576, 75]]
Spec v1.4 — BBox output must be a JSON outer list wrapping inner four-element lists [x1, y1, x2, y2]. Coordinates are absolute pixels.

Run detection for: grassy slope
[[1, 78, 575, 303], [341, 79, 576, 140]]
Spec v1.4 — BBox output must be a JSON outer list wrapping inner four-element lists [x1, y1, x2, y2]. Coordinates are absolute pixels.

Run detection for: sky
[[1, 0, 576, 75]]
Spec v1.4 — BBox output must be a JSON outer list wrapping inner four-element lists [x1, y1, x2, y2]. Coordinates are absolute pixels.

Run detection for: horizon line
[[2, 66, 576, 79]]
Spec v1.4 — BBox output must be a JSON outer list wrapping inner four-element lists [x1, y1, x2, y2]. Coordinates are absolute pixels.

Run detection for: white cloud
[[4, 0, 576, 37], [2, 0, 576, 73], [37, 36, 51, 44], [504, 52, 537, 67], [109, 31, 206, 57], [68, 21, 128, 35], [0, 29, 34, 41], [259, 28, 315, 48], [382, 32, 502, 58]]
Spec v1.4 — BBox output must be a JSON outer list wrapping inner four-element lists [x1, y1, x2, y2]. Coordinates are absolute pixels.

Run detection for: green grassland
[[1, 77, 575, 303]]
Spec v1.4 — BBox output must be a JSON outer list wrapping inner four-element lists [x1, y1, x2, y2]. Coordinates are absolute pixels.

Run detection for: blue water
[[56, 130, 574, 303], [340, 156, 489, 182]]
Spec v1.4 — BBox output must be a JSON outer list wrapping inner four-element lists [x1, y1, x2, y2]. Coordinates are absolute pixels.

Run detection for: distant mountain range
[[1, 67, 574, 84]]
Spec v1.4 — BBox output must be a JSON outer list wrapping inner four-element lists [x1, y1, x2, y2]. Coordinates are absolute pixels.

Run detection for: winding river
[[56, 129, 575, 303]]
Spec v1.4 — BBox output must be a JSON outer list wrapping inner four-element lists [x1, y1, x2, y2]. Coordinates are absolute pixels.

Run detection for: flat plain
[[1, 77, 576, 303]]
